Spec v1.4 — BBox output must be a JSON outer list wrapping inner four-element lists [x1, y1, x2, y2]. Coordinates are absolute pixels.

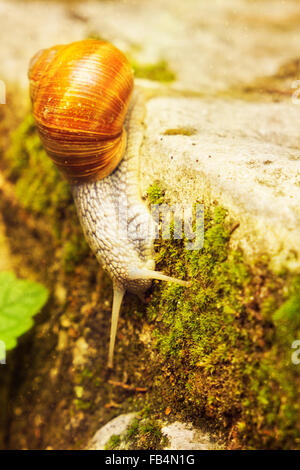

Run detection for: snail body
[[29, 40, 188, 368]]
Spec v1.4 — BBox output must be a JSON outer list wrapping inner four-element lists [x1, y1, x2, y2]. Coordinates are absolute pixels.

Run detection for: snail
[[28, 39, 189, 368]]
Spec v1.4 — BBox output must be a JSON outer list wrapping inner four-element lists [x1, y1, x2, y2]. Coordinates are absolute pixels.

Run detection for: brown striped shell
[[28, 40, 134, 183]]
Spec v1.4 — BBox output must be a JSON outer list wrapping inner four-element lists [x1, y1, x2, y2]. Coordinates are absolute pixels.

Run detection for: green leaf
[[0, 271, 49, 358]]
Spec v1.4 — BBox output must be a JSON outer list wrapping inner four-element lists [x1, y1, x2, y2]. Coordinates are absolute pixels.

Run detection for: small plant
[[0, 271, 49, 360], [147, 182, 165, 204]]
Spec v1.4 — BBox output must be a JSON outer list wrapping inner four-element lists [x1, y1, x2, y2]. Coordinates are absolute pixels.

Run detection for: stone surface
[[140, 95, 300, 270], [88, 413, 218, 450], [162, 421, 217, 450], [1, 0, 300, 92], [88, 412, 137, 450]]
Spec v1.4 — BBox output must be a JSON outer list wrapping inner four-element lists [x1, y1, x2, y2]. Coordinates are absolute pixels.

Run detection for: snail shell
[[28, 39, 134, 183]]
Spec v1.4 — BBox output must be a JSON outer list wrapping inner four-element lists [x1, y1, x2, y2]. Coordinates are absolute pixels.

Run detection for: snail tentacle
[[127, 268, 190, 287], [108, 283, 125, 369]]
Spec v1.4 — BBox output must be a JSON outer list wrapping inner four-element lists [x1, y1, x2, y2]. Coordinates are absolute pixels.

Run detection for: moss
[[103, 416, 167, 450], [122, 417, 167, 450], [131, 59, 175, 83], [5, 114, 71, 221], [147, 182, 165, 205], [143, 183, 300, 449], [137, 420, 166, 449], [63, 234, 90, 274], [105, 434, 121, 450], [73, 399, 91, 411], [163, 127, 197, 136], [125, 417, 140, 440], [273, 278, 300, 333]]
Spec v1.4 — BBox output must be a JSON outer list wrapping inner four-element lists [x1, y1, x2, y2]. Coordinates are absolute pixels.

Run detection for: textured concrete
[[140, 94, 300, 270]]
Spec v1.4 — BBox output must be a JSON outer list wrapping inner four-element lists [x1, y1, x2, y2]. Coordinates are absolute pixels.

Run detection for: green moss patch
[[126, 418, 166, 450], [105, 416, 168, 450], [131, 59, 175, 83], [142, 182, 300, 449], [5, 114, 71, 219], [105, 434, 121, 450]]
